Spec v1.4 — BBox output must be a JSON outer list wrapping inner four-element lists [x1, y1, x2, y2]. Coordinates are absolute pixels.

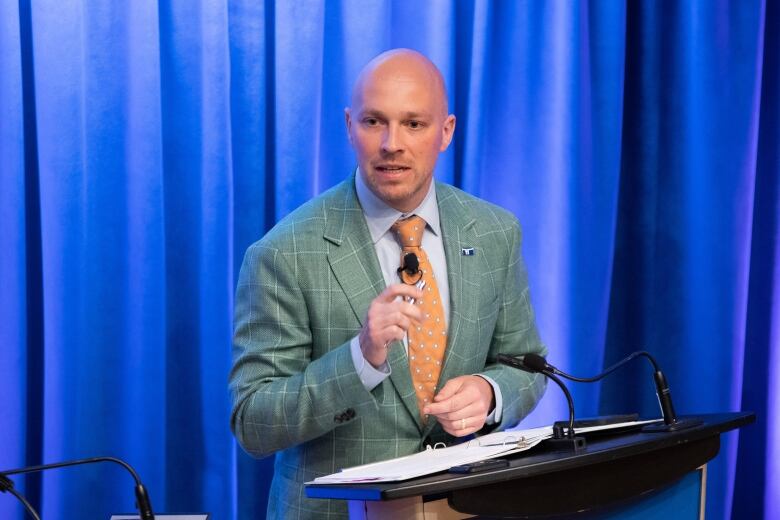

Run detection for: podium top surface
[[305, 412, 755, 501]]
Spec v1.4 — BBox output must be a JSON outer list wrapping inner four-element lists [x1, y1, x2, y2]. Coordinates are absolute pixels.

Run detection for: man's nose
[[381, 124, 403, 154]]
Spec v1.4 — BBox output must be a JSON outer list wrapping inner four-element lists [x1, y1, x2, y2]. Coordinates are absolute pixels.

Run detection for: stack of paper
[[309, 420, 659, 484]]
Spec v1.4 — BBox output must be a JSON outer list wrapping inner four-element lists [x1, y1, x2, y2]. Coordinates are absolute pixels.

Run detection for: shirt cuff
[[474, 374, 503, 425], [350, 335, 391, 391]]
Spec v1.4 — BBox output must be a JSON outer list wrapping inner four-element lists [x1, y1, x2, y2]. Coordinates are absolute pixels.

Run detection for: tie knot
[[392, 215, 426, 249]]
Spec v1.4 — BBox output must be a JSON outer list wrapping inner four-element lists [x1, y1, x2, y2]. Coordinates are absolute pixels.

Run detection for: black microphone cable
[[520, 351, 658, 383], [0, 456, 154, 520]]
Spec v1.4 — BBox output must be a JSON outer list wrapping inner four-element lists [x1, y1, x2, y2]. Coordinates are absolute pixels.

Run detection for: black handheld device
[[449, 458, 509, 474]]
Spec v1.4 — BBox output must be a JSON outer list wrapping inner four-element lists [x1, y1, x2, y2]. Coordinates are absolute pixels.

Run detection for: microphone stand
[[0, 456, 154, 520], [0, 474, 40, 520]]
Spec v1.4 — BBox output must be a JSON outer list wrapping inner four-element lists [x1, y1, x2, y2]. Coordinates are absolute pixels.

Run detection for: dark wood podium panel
[[306, 412, 754, 518]]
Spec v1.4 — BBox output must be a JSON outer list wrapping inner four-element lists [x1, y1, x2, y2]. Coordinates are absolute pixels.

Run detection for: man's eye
[[408, 121, 424, 129], [364, 118, 379, 126]]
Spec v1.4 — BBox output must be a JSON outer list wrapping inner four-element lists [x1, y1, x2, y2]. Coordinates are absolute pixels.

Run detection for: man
[[230, 49, 546, 518]]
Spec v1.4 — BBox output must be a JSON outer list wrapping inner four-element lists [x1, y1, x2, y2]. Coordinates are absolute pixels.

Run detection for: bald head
[[345, 49, 456, 212], [350, 49, 449, 118]]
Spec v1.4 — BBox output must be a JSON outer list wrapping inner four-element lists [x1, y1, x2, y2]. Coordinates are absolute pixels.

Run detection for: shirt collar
[[355, 168, 441, 243]]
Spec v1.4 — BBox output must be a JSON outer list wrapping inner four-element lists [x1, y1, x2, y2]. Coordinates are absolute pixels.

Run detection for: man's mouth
[[375, 164, 411, 172]]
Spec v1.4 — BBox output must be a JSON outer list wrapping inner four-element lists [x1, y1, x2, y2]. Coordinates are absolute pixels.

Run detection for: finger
[[365, 323, 405, 351], [386, 304, 422, 327], [377, 283, 423, 303], [439, 416, 484, 437], [397, 301, 423, 322], [425, 381, 485, 416], [373, 310, 417, 341], [428, 402, 484, 422], [383, 324, 406, 345], [428, 400, 484, 422], [380, 311, 412, 333], [368, 295, 423, 325], [366, 310, 420, 344], [433, 378, 465, 403], [424, 394, 462, 416]]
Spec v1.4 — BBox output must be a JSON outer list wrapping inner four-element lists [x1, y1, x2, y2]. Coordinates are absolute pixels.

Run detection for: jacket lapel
[[324, 180, 385, 327], [324, 178, 422, 431]]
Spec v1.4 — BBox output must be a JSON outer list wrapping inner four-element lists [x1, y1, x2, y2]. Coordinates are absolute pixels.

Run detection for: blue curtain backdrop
[[1, 1, 777, 519]]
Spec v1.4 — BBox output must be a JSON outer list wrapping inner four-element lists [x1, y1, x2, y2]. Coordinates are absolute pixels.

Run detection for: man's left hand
[[423, 375, 495, 437]]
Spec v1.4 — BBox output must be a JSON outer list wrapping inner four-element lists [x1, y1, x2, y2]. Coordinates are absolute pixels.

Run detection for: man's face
[[345, 59, 455, 212]]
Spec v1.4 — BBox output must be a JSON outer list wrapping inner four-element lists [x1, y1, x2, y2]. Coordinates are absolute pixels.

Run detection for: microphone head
[[403, 252, 419, 274], [522, 353, 550, 373]]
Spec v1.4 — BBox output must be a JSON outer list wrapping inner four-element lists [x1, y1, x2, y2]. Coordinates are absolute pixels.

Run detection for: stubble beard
[[364, 168, 432, 212]]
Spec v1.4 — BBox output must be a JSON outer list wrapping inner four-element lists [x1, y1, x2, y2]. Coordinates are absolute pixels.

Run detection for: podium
[[306, 412, 754, 519]]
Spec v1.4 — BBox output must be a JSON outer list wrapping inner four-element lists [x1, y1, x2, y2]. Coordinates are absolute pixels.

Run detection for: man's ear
[[344, 107, 353, 145], [440, 114, 456, 152]]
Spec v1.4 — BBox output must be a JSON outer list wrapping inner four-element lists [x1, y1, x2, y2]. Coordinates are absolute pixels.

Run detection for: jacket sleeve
[[229, 241, 381, 458], [477, 218, 547, 430]]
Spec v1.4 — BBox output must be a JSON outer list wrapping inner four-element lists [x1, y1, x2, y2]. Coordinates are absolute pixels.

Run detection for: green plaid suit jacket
[[230, 176, 546, 519]]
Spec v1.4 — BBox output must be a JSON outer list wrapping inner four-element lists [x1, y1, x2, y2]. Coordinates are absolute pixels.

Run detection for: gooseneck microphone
[[0, 474, 39, 520], [499, 351, 702, 432], [0, 456, 154, 520], [497, 353, 585, 450]]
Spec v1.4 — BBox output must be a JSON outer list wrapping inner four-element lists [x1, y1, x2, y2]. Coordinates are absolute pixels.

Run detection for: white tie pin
[[461, 247, 475, 256]]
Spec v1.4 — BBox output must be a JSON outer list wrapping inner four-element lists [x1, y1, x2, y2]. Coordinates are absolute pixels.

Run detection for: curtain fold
[[0, 1, 777, 519], [0, 0, 33, 511], [602, 3, 768, 518], [734, 1, 780, 516]]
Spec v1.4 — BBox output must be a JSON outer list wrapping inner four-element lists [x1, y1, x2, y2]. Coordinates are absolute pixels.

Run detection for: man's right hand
[[359, 284, 423, 368]]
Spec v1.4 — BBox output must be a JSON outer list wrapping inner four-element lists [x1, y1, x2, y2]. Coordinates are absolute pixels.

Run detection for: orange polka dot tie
[[391, 215, 447, 420]]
